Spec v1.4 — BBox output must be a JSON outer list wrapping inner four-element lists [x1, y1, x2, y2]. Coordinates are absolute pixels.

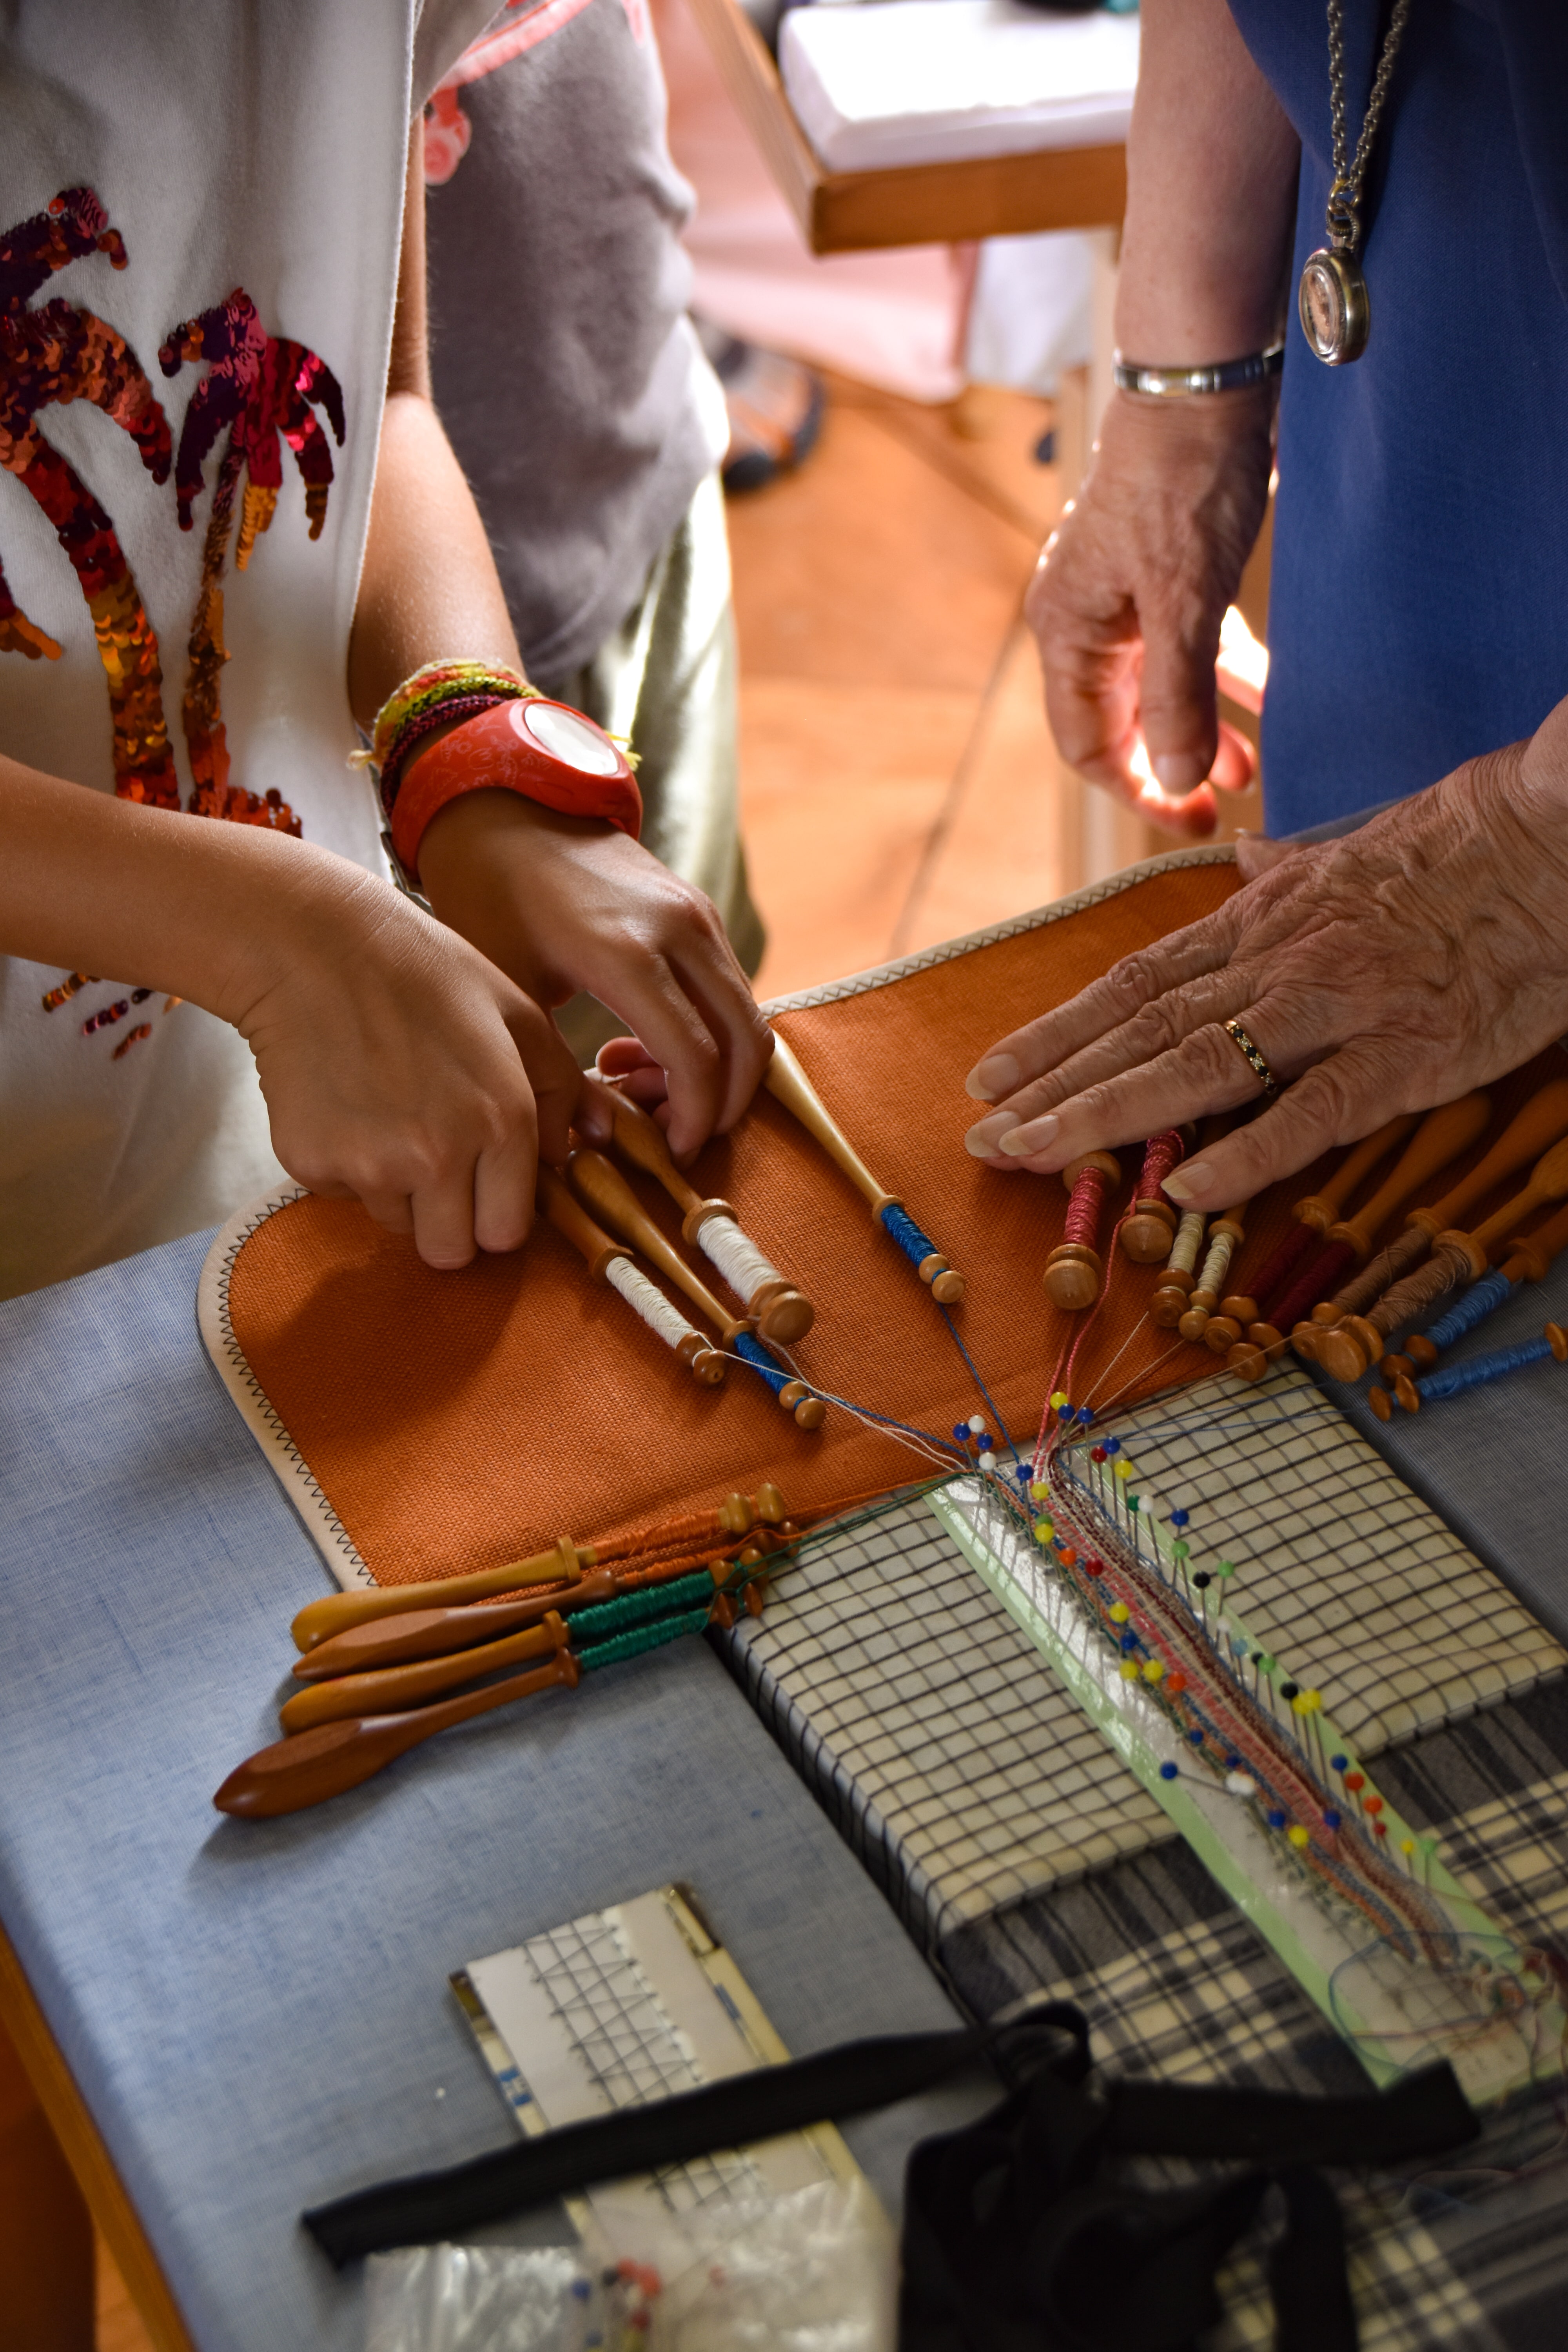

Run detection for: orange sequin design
[[0, 189, 179, 807], [160, 290, 344, 830]]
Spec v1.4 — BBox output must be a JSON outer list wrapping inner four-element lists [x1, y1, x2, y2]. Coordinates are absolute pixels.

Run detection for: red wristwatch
[[389, 696, 642, 878]]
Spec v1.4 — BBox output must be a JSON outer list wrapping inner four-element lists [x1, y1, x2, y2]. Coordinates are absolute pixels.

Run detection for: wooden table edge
[[686, 0, 1127, 252], [0, 1920, 197, 2352]]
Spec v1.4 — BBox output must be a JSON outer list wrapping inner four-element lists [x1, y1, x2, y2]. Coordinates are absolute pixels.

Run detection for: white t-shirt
[[0, 0, 491, 1299]]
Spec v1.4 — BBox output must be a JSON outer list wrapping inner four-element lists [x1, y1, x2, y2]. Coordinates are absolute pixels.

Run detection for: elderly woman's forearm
[[1117, 0, 1301, 363]]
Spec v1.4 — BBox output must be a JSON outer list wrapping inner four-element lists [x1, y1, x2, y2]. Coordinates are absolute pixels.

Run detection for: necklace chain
[[1326, 0, 1413, 247]]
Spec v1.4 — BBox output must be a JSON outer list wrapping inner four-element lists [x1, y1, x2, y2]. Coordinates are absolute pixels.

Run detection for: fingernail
[[1163, 1160, 1212, 1203], [999, 1114, 1059, 1157], [1153, 753, 1200, 795], [965, 1053, 1020, 1103], [964, 1113, 1018, 1158]]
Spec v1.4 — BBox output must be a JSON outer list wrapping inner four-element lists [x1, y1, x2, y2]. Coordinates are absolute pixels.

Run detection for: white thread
[[696, 1215, 789, 1310], [1196, 1229, 1237, 1299], [1168, 1209, 1206, 1276], [605, 1254, 704, 1355]]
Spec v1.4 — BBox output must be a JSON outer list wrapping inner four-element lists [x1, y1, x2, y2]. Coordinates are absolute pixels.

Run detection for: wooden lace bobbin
[[1178, 1200, 1251, 1343], [289, 1483, 789, 1666], [1151, 1209, 1207, 1325], [568, 1149, 826, 1428], [764, 1030, 964, 1303], [606, 1092, 814, 1345], [1288, 1091, 1495, 1359], [1370, 1320, 1568, 1420], [1304, 1077, 1568, 1355], [1044, 1150, 1122, 1309], [1149, 1108, 1247, 1324], [1213, 1114, 1419, 1363], [279, 1608, 575, 1733], [1119, 1128, 1189, 1263], [214, 1651, 585, 1817], [1319, 1131, 1568, 1382], [1402, 1196, 1568, 1373], [539, 1164, 726, 1388]]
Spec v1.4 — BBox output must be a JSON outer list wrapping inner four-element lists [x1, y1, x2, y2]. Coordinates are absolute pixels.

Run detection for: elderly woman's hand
[[961, 699, 1568, 1212], [1025, 386, 1272, 839]]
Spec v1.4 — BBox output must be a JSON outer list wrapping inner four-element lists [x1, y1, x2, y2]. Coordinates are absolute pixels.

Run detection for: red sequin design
[[159, 289, 344, 829], [0, 188, 179, 807]]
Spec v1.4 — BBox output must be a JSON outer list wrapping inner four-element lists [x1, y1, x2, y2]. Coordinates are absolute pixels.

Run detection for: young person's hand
[[418, 791, 772, 1165], [227, 853, 581, 1268]]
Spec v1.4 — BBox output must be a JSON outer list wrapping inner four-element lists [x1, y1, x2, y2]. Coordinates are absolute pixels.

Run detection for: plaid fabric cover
[[715, 1475, 1568, 2347], [937, 1682, 1568, 2352]]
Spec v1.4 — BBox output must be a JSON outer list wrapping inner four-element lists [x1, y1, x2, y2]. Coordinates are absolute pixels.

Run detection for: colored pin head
[[1090, 1445, 1108, 1464], [1159, 1761, 1179, 1780], [1108, 1602, 1130, 1624], [1169, 1508, 1190, 1529]]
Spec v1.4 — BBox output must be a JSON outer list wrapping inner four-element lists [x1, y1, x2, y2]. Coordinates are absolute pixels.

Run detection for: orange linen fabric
[[222, 862, 1560, 1587]]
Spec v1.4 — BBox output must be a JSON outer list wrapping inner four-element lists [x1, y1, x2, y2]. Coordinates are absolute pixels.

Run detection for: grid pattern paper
[[508, 1911, 762, 2212], [1054, 1361, 1563, 1749], [719, 1364, 1566, 1954]]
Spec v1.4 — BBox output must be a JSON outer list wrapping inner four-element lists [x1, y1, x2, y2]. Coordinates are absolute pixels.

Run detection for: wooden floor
[[731, 371, 1069, 1000]]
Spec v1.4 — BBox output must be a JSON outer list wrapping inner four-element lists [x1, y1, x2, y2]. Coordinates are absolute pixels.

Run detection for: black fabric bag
[[303, 2004, 1476, 2350]]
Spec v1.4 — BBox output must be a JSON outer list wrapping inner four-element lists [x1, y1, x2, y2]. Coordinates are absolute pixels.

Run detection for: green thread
[[576, 1604, 713, 1672], [570, 1571, 715, 1644]]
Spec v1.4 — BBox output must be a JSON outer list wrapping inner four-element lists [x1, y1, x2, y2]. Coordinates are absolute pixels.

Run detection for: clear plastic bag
[[364, 2245, 612, 2352], [363, 2178, 894, 2352]]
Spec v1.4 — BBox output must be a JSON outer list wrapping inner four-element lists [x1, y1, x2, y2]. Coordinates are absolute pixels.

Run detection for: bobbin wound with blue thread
[[1400, 1321, 1568, 1411], [762, 1029, 965, 1299], [731, 1332, 827, 1429]]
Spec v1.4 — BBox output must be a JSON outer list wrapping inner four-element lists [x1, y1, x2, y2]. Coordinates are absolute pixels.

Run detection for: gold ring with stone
[[1222, 1018, 1279, 1098]]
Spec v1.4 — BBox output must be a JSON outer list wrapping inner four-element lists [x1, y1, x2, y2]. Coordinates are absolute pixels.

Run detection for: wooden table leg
[[0, 1926, 195, 2352]]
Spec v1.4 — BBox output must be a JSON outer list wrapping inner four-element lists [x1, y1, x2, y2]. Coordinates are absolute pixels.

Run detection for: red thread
[[1270, 1239, 1356, 1331], [1137, 1129, 1183, 1201], [1062, 1163, 1110, 1250], [1247, 1220, 1314, 1315]]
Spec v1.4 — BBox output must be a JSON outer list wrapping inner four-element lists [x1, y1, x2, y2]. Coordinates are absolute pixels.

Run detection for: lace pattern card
[[719, 1365, 1566, 1955], [453, 1884, 860, 2248]]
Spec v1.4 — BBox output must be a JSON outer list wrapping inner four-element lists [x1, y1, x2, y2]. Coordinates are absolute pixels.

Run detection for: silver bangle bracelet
[[1112, 343, 1285, 398]]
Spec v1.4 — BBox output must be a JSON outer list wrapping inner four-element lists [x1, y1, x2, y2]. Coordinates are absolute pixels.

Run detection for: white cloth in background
[[653, 0, 969, 403], [779, 1, 1138, 174], [964, 229, 1093, 397]]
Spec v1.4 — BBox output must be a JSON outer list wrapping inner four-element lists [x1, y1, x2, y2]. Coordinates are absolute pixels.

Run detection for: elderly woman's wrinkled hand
[[960, 702, 1568, 1212], [1024, 387, 1272, 839]]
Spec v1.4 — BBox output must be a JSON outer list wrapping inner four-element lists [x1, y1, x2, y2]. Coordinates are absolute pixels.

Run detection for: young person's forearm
[[346, 125, 522, 729], [1116, 0, 1300, 362], [0, 755, 371, 1017]]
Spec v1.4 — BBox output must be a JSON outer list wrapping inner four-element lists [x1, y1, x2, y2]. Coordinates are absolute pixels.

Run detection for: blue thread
[[937, 1303, 1021, 1469], [733, 1330, 792, 1396], [1423, 1267, 1515, 1354], [880, 1201, 941, 1269], [1416, 1331, 1557, 1404]]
